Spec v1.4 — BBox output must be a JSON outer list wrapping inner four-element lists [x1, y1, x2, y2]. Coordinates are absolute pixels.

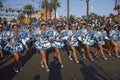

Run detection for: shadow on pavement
[[48, 60, 62, 80], [46, 47, 55, 64], [33, 75, 41, 80], [79, 61, 107, 80], [0, 51, 13, 66], [0, 63, 16, 80], [20, 48, 35, 68]]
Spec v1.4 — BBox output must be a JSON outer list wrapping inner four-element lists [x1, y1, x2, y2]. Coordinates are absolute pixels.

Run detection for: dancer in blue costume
[[0, 25, 4, 58], [4, 24, 24, 73], [82, 24, 94, 61], [68, 24, 79, 63], [46, 23, 55, 41], [61, 24, 70, 42], [61, 25, 73, 59], [27, 25, 35, 54], [0, 25, 11, 58], [52, 24, 64, 68], [109, 24, 120, 58], [34, 22, 51, 72], [93, 26, 108, 60], [19, 26, 28, 50]]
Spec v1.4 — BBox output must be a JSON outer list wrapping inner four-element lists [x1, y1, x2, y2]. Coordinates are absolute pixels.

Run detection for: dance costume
[[82, 30, 94, 46], [94, 31, 107, 45], [69, 30, 78, 47], [34, 31, 51, 50], [51, 31, 64, 48], [109, 30, 120, 42], [4, 32, 24, 53]]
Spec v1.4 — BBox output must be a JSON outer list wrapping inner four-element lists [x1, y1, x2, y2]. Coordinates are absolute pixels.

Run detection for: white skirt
[[4, 42, 24, 53], [52, 41, 64, 48], [35, 40, 51, 50], [83, 39, 94, 46]]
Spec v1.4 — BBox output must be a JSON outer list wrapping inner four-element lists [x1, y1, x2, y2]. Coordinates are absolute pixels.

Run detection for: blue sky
[[1, 0, 120, 18]]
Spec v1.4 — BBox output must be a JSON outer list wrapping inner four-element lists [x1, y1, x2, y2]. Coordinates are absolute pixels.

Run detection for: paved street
[[0, 47, 120, 80]]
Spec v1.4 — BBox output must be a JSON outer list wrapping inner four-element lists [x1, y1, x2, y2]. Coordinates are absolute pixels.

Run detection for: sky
[[0, 0, 120, 19]]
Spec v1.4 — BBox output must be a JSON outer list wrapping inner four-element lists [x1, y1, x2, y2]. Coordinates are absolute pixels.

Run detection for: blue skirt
[[95, 41, 105, 45], [52, 41, 64, 48], [4, 42, 24, 53], [35, 40, 51, 50]]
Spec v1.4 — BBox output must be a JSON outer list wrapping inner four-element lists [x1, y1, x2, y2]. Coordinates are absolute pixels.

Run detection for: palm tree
[[0, 2, 3, 9], [41, 0, 48, 20], [69, 15, 75, 20], [49, 2, 54, 19], [90, 13, 97, 18], [86, 0, 89, 16], [23, 4, 34, 18], [41, 0, 53, 19], [116, 4, 120, 14], [51, 0, 61, 19], [17, 13, 25, 23]]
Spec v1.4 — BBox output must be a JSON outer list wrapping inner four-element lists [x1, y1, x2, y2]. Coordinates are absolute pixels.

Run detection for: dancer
[[94, 25, 108, 60], [68, 24, 79, 63], [109, 24, 120, 58], [34, 22, 51, 72], [4, 24, 24, 72], [82, 24, 94, 61], [52, 24, 64, 68], [0, 25, 4, 58]]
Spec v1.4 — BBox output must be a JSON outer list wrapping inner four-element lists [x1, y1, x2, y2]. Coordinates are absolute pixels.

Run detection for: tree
[[81, 15, 86, 19], [116, 4, 120, 14], [41, 0, 53, 20], [10, 18, 17, 23], [69, 15, 75, 21], [41, 0, 49, 20], [23, 4, 34, 18], [17, 13, 25, 23], [0, 2, 3, 9], [90, 13, 97, 18], [51, 0, 61, 19]]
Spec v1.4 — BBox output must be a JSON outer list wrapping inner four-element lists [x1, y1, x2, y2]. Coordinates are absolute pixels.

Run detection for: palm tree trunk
[[54, 9, 56, 19], [45, 9, 47, 21], [48, 10, 52, 19]]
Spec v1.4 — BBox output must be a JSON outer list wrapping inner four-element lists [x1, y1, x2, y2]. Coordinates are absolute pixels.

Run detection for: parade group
[[0, 14, 120, 72]]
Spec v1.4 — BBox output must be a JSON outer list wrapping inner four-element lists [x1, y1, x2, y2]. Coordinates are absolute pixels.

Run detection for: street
[[0, 47, 120, 80]]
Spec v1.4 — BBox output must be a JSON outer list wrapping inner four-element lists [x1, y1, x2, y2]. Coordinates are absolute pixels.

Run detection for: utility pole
[[86, 0, 89, 16], [67, 0, 69, 19]]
